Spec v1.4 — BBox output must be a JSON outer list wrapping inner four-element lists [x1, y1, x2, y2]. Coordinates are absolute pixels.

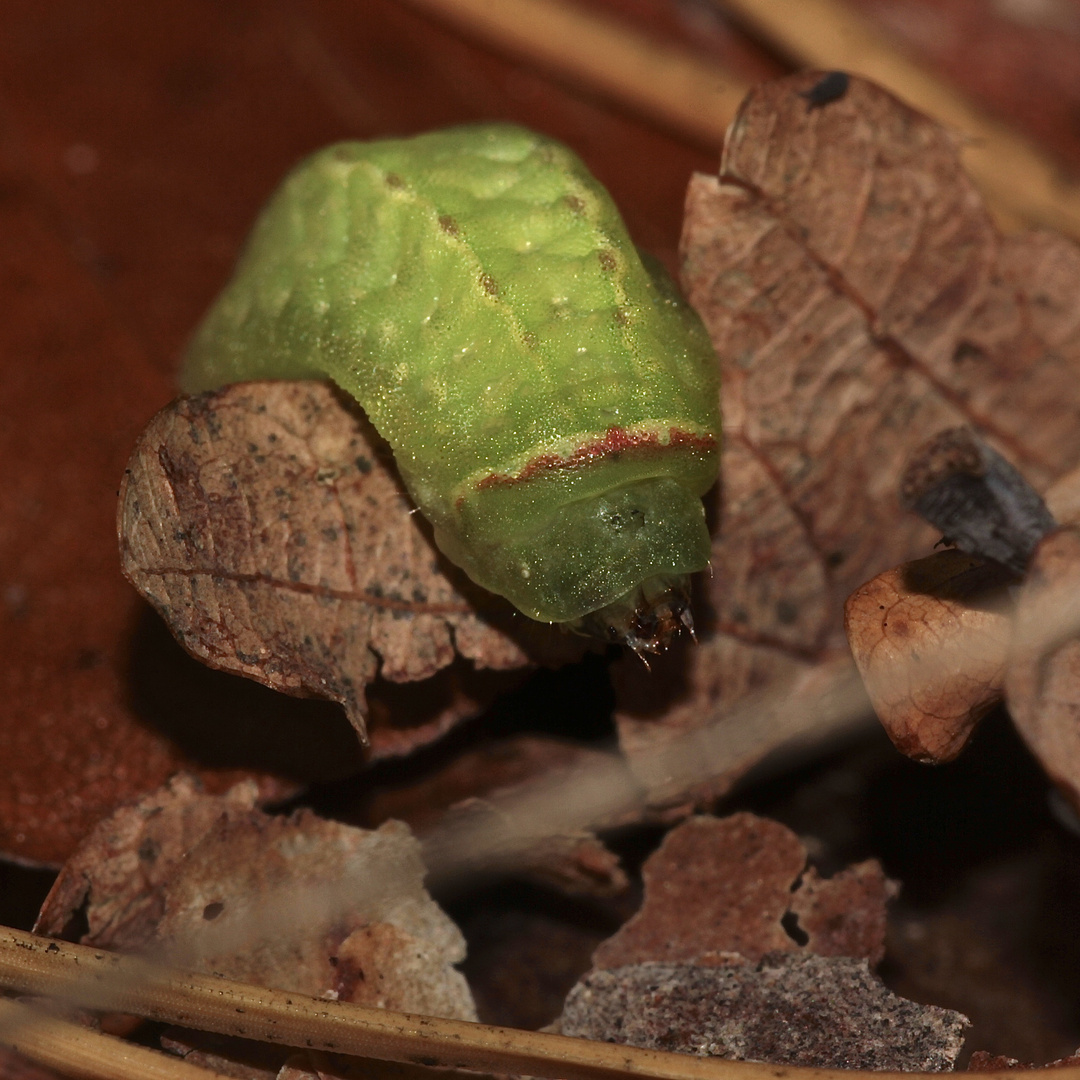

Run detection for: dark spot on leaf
[[776, 599, 799, 625], [800, 71, 849, 109], [952, 340, 987, 364]]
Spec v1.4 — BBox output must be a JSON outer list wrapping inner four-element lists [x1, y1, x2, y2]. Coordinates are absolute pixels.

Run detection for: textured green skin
[[182, 124, 720, 624]]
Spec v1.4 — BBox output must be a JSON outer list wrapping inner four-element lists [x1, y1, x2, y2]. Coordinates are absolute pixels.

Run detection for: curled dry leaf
[[1006, 525, 1080, 815], [118, 382, 582, 746], [560, 955, 968, 1071], [592, 813, 897, 969], [34, 775, 476, 1022], [845, 550, 1015, 763], [618, 71, 1080, 802]]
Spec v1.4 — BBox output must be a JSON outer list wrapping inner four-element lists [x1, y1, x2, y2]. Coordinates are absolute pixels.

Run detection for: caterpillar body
[[182, 124, 720, 651]]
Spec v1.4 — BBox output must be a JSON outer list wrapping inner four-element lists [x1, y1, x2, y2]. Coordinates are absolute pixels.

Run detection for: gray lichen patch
[[559, 954, 969, 1071]]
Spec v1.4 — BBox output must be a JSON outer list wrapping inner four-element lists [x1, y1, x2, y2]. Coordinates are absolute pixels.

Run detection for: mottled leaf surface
[[592, 812, 895, 969], [119, 382, 582, 745], [35, 774, 476, 1020], [616, 72, 1080, 797]]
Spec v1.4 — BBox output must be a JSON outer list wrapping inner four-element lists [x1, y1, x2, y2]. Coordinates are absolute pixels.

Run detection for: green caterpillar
[[182, 124, 720, 651]]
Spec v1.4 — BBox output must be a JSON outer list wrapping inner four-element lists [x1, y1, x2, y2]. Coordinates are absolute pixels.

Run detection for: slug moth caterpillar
[[182, 124, 720, 651]]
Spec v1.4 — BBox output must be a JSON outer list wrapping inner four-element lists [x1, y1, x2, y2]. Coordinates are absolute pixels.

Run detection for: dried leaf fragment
[[633, 71, 1080, 804], [591, 813, 896, 969], [845, 551, 1015, 762], [34, 776, 476, 1021], [119, 382, 577, 744], [967, 1049, 1080, 1070], [34, 773, 259, 948], [1006, 525, 1080, 815], [560, 955, 968, 1070]]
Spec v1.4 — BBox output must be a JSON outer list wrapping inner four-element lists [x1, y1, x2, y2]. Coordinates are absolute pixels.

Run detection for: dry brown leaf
[[119, 382, 583, 746], [591, 813, 896, 969], [615, 71, 1080, 801], [559, 955, 968, 1070], [34, 773, 259, 948], [845, 550, 1014, 763], [1005, 526, 1080, 815], [151, 815, 476, 1020], [967, 1049, 1080, 1070], [33, 776, 475, 1021]]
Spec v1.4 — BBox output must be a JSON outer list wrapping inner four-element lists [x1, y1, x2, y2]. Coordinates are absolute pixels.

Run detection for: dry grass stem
[[0, 996, 231, 1080], [2, 927, 1069, 1080], [395, 0, 748, 146], [397, 0, 1080, 238]]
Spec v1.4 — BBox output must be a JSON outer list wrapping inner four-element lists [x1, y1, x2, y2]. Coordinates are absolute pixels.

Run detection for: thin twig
[[396, 0, 1080, 239], [394, 0, 748, 147], [0, 997, 231, 1080]]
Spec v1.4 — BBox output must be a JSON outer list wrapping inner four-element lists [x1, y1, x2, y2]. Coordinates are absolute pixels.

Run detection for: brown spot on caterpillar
[[614, 308, 630, 326], [564, 194, 586, 215], [479, 272, 499, 296], [438, 214, 459, 236], [384, 172, 404, 189], [598, 250, 617, 272], [522, 331, 538, 348]]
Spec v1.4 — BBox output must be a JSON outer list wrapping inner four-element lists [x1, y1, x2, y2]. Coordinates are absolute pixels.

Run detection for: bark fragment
[[561, 956, 968, 1070]]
